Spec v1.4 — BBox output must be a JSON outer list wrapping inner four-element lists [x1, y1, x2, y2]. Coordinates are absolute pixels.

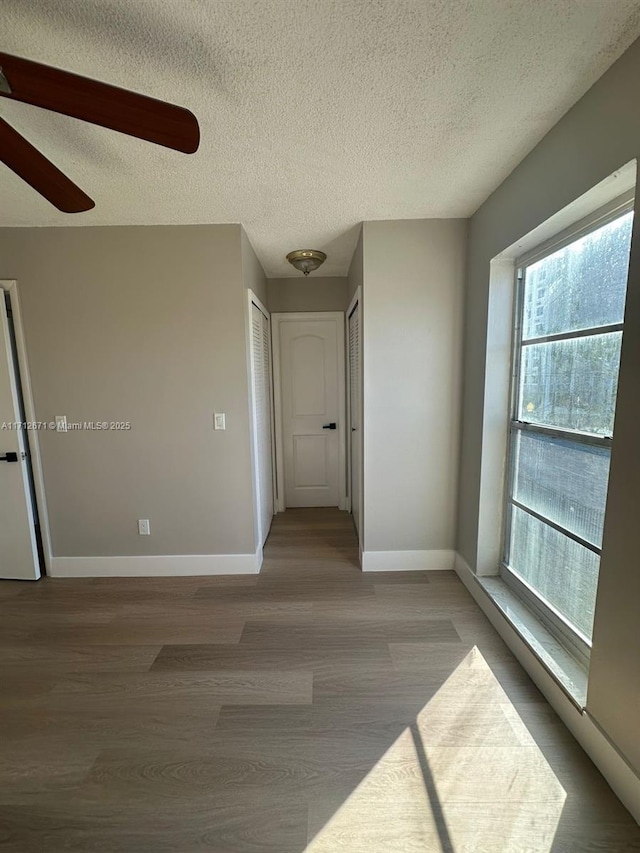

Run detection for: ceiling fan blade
[[0, 117, 94, 212], [0, 52, 200, 154]]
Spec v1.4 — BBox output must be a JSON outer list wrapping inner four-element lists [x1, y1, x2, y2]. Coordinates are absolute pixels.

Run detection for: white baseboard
[[50, 549, 263, 578], [362, 549, 455, 572], [454, 551, 640, 824]]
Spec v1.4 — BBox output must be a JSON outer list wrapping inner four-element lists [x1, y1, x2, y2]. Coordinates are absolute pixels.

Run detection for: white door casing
[[273, 313, 346, 510], [0, 286, 40, 579], [248, 294, 275, 547], [348, 297, 361, 538]]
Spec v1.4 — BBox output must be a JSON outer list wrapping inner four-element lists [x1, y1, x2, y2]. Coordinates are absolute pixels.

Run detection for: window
[[503, 205, 634, 652]]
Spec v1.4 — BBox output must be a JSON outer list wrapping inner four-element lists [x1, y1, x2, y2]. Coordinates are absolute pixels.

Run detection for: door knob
[[322, 423, 337, 430]]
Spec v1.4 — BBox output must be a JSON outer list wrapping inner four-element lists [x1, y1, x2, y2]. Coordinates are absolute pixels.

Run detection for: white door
[[0, 294, 40, 579], [250, 300, 274, 546], [276, 313, 345, 508], [348, 302, 361, 537]]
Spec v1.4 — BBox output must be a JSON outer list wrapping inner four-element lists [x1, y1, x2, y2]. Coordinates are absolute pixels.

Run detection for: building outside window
[[503, 204, 634, 655]]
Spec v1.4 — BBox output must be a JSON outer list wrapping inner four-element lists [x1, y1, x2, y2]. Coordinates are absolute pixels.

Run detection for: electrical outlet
[[214, 413, 226, 430], [138, 519, 150, 536], [55, 415, 67, 433]]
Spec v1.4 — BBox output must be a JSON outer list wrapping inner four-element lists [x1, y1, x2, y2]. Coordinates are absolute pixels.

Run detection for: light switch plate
[[138, 519, 150, 535], [55, 415, 67, 433], [214, 413, 226, 430]]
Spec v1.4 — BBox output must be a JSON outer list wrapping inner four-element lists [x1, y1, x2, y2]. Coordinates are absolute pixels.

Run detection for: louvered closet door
[[251, 302, 274, 546], [349, 303, 361, 536]]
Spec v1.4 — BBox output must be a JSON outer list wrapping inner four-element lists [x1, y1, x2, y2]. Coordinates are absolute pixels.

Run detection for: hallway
[[0, 508, 639, 851]]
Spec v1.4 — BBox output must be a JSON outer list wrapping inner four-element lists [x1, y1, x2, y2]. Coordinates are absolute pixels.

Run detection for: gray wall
[[363, 219, 466, 556], [457, 37, 640, 774], [267, 277, 348, 313], [241, 228, 268, 307], [347, 228, 363, 305], [0, 224, 257, 557], [241, 227, 268, 550]]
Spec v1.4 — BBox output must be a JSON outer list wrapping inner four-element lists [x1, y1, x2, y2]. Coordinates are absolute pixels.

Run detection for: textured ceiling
[[2, 1, 640, 277]]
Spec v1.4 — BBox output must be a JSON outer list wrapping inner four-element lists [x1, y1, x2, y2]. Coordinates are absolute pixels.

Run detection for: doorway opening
[[0, 281, 48, 580], [262, 507, 360, 571]]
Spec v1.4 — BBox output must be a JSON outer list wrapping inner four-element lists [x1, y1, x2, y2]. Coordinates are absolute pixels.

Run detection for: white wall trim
[[248, 290, 269, 322], [271, 313, 286, 513], [50, 549, 263, 578], [362, 549, 455, 572], [346, 287, 362, 551], [346, 289, 361, 323], [1, 279, 52, 577], [454, 551, 640, 824], [475, 259, 515, 577], [245, 290, 276, 548]]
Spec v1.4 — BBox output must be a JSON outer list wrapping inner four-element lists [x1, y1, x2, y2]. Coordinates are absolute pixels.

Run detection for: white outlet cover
[[55, 415, 67, 432], [214, 413, 226, 430], [138, 519, 150, 535]]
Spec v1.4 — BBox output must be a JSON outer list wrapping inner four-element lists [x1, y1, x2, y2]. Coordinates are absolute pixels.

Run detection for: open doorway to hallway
[[264, 507, 359, 571]]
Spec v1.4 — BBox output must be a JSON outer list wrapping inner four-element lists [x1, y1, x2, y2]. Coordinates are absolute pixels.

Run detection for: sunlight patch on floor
[[305, 648, 566, 852]]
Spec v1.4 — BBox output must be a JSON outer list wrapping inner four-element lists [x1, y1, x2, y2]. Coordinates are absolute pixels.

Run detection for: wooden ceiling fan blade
[[0, 117, 94, 213], [0, 53, 199, 154]]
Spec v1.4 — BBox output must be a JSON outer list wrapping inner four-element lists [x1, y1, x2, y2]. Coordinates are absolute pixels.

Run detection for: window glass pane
[[512, 431, 610, 547], [523, 211, 633, 340], [507, 506, 599, 639], [518, 332, 622, 435]]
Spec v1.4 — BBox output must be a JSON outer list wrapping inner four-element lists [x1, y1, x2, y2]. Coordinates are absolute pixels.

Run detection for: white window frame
[[501, 193, 634, 663]]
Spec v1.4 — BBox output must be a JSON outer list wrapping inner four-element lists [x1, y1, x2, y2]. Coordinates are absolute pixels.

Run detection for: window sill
[[477, 576, 588, 708]]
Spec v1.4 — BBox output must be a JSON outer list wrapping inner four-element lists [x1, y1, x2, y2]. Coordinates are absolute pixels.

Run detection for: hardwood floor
[[1, 507, 639, 851]]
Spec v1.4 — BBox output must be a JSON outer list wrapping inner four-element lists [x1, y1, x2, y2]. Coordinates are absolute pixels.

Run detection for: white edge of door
[[245, 290, 276, 551], [0, 280, 52, 576], [346, 287, 363, 553], [271, 313, 286, 513], [271, 311, 347, 513]]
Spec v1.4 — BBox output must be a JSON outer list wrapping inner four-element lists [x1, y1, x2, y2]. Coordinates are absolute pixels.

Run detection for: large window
[[503, 204, 634, 651]]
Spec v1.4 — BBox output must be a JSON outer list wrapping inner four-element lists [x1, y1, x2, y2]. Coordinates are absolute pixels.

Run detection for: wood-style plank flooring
[[1, 508, 639, 851]]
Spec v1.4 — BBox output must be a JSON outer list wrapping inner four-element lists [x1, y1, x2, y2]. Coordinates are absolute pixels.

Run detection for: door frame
[[271, 311, 347, 512], [346, 287, 362, 541], [0, 279, 52, 575], [245, 290, 277, 551]]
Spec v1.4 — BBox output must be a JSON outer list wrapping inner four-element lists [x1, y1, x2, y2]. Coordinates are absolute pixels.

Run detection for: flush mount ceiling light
[[286, 249, 327, 276]]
